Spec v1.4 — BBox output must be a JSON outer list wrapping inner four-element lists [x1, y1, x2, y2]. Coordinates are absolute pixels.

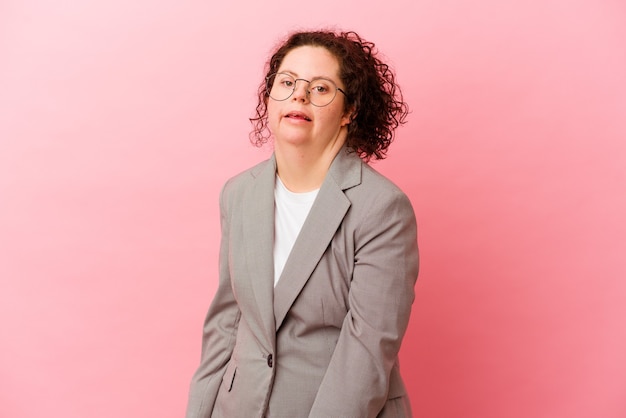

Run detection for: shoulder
[[350, 162, 414, 211], [361, 163, 406, 196], [327, 148, 415, 219], [221, 158, 273, 195], [217, 158, 275, 216], [347, 162, 418, 258]]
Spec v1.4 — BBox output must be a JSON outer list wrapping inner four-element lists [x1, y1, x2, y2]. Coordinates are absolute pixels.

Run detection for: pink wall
[[1, 1, 624, 417]]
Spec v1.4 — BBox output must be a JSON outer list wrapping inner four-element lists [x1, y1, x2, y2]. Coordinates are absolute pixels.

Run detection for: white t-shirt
[[273, 176, 319, 286]]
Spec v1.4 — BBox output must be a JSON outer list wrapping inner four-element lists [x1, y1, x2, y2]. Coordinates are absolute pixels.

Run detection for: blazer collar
[[273, 147, 363, 331]]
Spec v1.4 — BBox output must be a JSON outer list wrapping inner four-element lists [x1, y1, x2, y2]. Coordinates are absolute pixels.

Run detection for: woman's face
[[267, 46, 352, 155]]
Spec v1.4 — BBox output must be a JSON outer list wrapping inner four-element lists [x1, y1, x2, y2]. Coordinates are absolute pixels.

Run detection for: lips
[[284, 111, 312, 121]]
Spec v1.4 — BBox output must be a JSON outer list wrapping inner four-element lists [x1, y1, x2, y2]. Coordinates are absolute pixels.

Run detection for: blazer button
[[267, 354, 273, 368]]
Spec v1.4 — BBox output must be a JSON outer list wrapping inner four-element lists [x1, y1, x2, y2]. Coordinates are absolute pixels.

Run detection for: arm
[[309, 190, 419, 418], [185, 183, 240, 418]]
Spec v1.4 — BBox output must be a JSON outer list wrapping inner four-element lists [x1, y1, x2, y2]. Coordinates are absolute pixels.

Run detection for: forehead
[[278, 46, 341, 79]]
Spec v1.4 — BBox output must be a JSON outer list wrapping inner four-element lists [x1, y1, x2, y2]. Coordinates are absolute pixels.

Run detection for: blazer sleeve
[[309, 189, 419, 418], [185, 182, 241, 418]]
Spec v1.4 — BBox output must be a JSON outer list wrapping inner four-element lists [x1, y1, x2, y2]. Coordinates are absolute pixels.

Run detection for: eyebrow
[[279, 69, 337, 82]]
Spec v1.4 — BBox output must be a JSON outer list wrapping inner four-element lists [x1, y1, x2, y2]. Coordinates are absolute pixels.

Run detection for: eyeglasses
[[266, 72, 348, 107]]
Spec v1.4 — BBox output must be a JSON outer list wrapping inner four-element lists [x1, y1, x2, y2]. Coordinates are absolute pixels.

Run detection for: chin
[[275, 133, 310, 147]]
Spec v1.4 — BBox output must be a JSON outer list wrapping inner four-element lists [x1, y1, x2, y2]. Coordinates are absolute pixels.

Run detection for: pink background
[[1, 1, 625, 417]]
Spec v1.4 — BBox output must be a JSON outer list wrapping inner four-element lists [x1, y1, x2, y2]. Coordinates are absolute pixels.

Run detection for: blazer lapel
[[242, 156, 278, 349], [273, 148, 362, 331]]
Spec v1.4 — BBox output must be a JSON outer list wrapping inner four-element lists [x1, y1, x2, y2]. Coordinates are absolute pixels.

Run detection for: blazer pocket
[[222, 362, 237, 392]]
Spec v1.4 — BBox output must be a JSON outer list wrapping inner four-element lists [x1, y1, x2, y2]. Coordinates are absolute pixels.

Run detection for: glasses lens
[[308, 78, 337, 107], [267, 73, 295, 101], [266, 73, 340, 106]]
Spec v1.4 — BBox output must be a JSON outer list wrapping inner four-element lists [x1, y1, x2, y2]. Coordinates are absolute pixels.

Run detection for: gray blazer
[[186, 147, 419, 418]]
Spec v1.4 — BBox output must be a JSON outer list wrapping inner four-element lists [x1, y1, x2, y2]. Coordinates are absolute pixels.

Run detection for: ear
[[340, 105, 356, 127]]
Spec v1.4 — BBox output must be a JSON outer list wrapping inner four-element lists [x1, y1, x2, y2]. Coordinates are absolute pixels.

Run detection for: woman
[[186, 30, 419, 418]]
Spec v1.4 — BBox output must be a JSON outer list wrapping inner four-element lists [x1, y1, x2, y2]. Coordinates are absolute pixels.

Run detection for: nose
[[291, 79, 309, 103]]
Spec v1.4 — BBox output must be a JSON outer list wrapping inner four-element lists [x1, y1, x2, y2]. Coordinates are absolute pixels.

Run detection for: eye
[[309, 79, 333, 95], [276, 74, 295, 88]]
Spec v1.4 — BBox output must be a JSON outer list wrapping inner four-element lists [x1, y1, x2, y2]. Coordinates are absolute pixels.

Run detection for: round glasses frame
[[266, 72, 349, 107]]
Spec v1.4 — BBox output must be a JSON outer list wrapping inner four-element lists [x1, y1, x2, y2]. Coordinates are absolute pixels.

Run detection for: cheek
[[267, 101, 280, 131], [317, 106, 347, 128]]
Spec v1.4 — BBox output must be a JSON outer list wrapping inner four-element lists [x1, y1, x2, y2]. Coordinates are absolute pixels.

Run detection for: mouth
[[284, 111, 312, 122]]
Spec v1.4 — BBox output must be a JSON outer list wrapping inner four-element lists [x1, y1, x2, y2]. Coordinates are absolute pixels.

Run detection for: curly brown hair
[[249, 30, 409, 161]]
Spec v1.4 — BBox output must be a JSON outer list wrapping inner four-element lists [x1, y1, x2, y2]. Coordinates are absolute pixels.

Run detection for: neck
[[274, 138, 345, 193]]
